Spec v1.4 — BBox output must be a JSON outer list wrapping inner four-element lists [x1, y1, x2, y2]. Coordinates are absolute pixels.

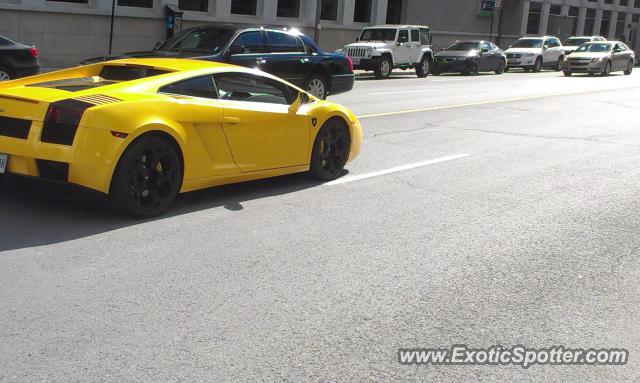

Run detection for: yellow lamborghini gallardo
[[0, 59, 362, 217]]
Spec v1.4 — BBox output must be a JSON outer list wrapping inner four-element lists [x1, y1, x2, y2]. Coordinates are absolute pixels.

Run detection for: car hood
[[563, 46, 579, 51], [505, 47, 542, 54], [81, 50, 214, 64], [344, 42, 392, 49], [568, 52, 610, 59], [435, 50, 477, 58]]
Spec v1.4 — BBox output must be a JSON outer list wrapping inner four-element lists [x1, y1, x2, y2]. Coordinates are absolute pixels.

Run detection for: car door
[[547, 38, 563, 62], [479, 42, 494, 71], [612, 43, 628, 70], [260, 31, 312, 88], [393, 29, 411, 64], [157, 75, 239, 178], [409, 29, 422, 63], [225, 30, 269, 70], [214, 72, 310, 172]]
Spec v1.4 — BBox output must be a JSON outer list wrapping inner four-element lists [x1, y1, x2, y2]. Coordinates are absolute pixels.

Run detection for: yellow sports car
[[0, 58, 362, 217]]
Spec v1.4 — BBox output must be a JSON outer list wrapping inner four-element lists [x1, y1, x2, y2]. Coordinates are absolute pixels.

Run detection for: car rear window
[[0, 36, 14, 46], [99, 65, 170, 81]]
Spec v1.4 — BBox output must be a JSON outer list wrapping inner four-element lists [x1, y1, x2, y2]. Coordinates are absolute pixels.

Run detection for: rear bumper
[[13, 65, 40, 79], [0, 122, 124, 193], [329, 73, 354, 95]]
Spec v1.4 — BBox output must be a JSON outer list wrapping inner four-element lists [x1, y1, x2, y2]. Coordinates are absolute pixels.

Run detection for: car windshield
[[158, 28, 235, 53], [446, 42, 480, 51], [359, 29, 397, 41], [563, 38, 591, 47], [512, 39, 543, 48], [575, 43, 612, 52]]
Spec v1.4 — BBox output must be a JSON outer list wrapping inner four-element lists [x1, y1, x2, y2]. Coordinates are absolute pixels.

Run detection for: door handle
[[223, 117, 240, 125]]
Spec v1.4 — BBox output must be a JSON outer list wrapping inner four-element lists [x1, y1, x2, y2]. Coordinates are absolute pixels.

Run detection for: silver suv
[[343, 25, 433, 79]]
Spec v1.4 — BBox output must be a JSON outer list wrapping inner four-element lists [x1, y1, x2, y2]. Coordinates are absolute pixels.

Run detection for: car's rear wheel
[[602, 61, 611, 76], [374, 57, 392, 79], [0, 67, 12, 81], [624, 60, 633, 75], [532, 57, 542, 72], [495, 60, 506, 74], [504, 67, 510, 72], [310, 118, 351, 181], [563, 70, 572, 77], [305, 74, 328, 99], [416, 56, 430, 78], [110, 135, 182, 218], [555, 57, 563, 71]]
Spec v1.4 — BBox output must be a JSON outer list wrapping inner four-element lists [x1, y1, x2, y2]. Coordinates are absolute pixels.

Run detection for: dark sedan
[[432, 40, 506, 75], [82, 26, 354, 99], [0, 35, 39, 81]]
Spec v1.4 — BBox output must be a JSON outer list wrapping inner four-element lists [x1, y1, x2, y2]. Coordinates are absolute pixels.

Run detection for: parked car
[[342, 25, 433, 79], [432, 40, 506, 75], [505, 36, 564, 72], [562, 35, 606, 56], [0, 35, 39, 81], [562, 41, 634, 76], [82, 26, 353, 99]]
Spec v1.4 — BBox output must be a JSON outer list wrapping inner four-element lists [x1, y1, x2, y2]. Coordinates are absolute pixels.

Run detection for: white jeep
[[343, 25, 433, 79]]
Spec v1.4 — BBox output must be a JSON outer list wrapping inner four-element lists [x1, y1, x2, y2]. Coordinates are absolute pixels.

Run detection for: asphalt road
[[2, 69, 640, 382]]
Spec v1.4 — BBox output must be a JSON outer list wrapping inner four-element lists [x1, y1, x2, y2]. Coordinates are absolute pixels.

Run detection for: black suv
[[83, 26, 354, 99], [0, 35, 40, 81]]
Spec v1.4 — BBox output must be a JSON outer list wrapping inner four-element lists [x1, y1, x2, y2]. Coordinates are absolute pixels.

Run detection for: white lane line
[[369, 88, 443, 95], [325, 153, 470, 186]]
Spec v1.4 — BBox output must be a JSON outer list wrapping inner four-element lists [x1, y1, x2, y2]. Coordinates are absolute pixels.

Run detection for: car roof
[[367, 24, 429, 29]]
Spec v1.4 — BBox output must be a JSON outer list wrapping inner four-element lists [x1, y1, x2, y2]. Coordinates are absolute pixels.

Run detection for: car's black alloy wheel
[[602, 61, 611, 76], [555, 57, 563, 71], [624, 60, 633, 75], [110, 135, 182, 218], [466, 61, 480, 76], [532, 58, 542, 72], [495, 60, 506, 74], [310, 118, 351, 181]]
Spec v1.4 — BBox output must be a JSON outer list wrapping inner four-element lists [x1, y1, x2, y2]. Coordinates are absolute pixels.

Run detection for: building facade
[[0, 0, 639, 68]]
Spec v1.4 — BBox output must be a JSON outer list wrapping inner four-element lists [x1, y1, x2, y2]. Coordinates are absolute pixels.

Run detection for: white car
[[562, 36, 607, 56], [505, 36, 565, 72], [343, 25, 433, 79]]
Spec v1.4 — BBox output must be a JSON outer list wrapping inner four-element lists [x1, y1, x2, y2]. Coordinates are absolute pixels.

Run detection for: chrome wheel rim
[[381, 60, 390, 76], [0, 71, 9, 81], [421, 60, 429, 74], [307, 79, 325, 98]]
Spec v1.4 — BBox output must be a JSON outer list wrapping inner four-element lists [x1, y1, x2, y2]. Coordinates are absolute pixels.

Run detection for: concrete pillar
[[576, 6, 587, 35], [264, 0, 278, 22], [539, 2, 551, 35], [214, 0, 231, 18], [521, 0, 531, 36], [374, 0, 388, 25], [343, 0, 356, 25], [624, 12, 633, 41], [609, 11, 618, 39], [301, 0, 317, 23], [593, 8, 603, 35]]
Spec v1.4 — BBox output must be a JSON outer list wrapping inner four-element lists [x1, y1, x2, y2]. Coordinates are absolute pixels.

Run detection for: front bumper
[[506, 56, 537, 67], [433, 59, 472, 73], [563, 60, 605, 73], [0, 122, 125, 193], [352, 57, 379, 71], [329, 73, 355, 95]]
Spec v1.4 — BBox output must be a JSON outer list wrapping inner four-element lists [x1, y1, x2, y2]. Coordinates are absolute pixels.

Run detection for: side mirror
[[288, 92, 309, 113], [543, 45, 549, 50]]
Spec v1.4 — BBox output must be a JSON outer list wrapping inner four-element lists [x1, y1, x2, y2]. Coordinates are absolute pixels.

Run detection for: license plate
[[0, 153, 7, 174], [508, 60, 520, 65]]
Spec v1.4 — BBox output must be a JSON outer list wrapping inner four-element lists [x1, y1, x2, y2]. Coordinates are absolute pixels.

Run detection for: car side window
[[213, 72, 294, 105], [410, 30, 420, 43], [482, 42, 492, 51], [490, 43, 500, 51], [266, 31, 305, 53], [398, 30, 409, 43], [229, 31, 267, 54], [419, 28, 430, 45], [159, 75, 217, 99]]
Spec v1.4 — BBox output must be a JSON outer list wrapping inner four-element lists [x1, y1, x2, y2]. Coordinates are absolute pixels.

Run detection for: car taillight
[[41, 99, 92, 145], [347, 55, 354, 73], [30, 47, 38, 58]]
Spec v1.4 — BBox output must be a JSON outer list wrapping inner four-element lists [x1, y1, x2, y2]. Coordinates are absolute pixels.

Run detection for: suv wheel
[[374, 57, 392, 79], [305, 74, 328, 99], [555, 57, 564, 71], [416, 56, 430, 78], [532, 57, 542, 72]]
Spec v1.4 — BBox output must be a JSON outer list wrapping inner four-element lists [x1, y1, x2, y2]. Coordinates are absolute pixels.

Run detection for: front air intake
[[37, 159, 69, 182], [41, 99, 92, 145]]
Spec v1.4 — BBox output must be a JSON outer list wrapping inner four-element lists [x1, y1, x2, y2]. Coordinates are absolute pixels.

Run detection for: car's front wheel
[[310, 118, 351, 181], [305, 74, 328, 99], [563, 70, 572, 77], [110, 135, 182, 218], [0, 66, 12, 81], [495, 60, 506, 74], [416, 56, 430, 78], [532, 57, 542, 72], [624, 60, 633, 75], [374, 57, 392, 79], [466, 61, 480, 76], [601, 61, 612, 76]]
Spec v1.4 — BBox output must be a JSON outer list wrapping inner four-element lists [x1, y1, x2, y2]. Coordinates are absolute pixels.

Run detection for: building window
[[585, 9, 596, 35], [353, 0, 372, 23], [615, 12, 627, 39], [568, 7, 579, 17], [277, 0, 299, 18], [601, 10, 611, 36], [604, 0, 613, 4], [321, 0, 339, 21], [386, 0, 403, 24], [118, 0, 153, 8], [636, 0, 640, 9], [620, 0, 628, 6], [526, 1, 542, 35], [46, 0, 88, 4], [179, 0, 207, 12], [549, 5, 561, 16], [231, 0, 257, 15]]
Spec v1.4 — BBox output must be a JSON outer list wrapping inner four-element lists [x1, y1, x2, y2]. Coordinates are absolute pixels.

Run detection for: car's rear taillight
[[41, 99, 92, 145], [347, 55, 354, 73], [30, 47, 38, 58]]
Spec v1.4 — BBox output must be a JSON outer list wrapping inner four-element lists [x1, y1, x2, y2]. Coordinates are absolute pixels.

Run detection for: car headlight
[[590, 58, 600, 63]]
